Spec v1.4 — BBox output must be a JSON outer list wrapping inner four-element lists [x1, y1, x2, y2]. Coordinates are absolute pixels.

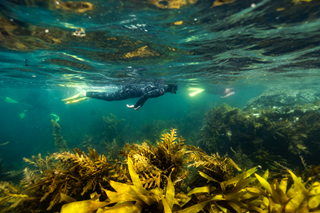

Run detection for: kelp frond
[[60, 157, 206, 213], [25, 148, 129, 211], [21, 168, 36, 187], [58, 164, 320, 213], [186, 167, 320, 212], [0, 181, 28, 213], [7, 128, 320, 213], [251, 169, 320, 212], [120, 128, 190, 189], [187, 146, 240, 186], [23, 153, 56, 174]]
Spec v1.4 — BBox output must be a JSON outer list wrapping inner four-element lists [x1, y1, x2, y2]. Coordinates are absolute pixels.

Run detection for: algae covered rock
[[198, 103, 320, 171], [244, 84, 320, 110]]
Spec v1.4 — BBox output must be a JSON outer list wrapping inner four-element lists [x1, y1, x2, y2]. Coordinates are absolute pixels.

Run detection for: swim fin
[[62, 90, 89, 104]]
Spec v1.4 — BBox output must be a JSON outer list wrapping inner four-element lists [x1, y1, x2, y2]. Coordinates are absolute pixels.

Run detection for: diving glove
[[62, 90, 89, 104], [126, 104, 141, 110]]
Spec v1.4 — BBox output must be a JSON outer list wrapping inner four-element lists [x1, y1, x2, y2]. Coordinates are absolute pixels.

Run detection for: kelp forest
[[1, 103, 320, 213]]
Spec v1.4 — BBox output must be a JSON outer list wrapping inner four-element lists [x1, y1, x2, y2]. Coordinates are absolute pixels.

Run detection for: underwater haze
[[1, 0, 320, 212]]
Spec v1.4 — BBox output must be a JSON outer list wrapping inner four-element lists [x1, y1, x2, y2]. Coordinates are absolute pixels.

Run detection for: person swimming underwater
[[207, 87, 235, 98], [62, 82, 178, 110]]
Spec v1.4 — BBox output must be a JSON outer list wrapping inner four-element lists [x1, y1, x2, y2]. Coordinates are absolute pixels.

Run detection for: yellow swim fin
[[62, 91, 83, 101], [63, 97, 89, 104], [62, 90, 88, 104]]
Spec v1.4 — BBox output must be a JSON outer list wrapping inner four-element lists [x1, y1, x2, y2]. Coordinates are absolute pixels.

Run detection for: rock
[[243, 85, 320, 111]]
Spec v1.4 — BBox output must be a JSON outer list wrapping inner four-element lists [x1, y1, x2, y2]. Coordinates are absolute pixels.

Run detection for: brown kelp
[[1, 128, 320, 212], [82, 114, 127, 157], [58, 156, 203, 213], [120, 128, 190, 189], [102, 114, 125, 142], [104, 139, 120, 160], [0, 159, 22, 183], [22, 153, 57, 187], [198, 103, 320, 170], [13, 148, 129, 212], [139, 120, 169, 143], [23, 153, 56, 175], [0, 159, 6, 180], [60, 149, 320, 212], [182, 167, 320, 212], [187, 148, 241, 189], [0, 181, 29, 213], [51, 120, 69, 152], [79, 134, 96, 150]]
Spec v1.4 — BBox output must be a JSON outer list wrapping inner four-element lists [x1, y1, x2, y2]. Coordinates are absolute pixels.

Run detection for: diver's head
[[166, 84, 178, 94]]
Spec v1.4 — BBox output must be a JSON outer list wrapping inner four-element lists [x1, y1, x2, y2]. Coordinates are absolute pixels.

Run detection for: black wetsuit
[[86, 83, 168, 108]]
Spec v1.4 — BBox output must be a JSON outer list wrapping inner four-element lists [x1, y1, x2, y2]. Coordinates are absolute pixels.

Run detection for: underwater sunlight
[[1, 0, 320, 212]]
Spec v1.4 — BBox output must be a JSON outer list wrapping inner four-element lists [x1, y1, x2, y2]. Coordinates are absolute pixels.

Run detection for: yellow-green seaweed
[[1, 128, 320, 213]]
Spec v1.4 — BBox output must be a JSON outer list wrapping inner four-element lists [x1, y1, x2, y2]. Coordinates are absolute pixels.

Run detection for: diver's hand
[[126, 104, 141, 110], [126, 104, 134, 109], [134, 106, 141, 110]]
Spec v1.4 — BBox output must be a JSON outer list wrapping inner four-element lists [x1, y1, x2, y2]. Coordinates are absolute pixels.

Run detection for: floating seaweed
[[144, 0, 198, 9], [211, 0, 236, 8], [53, 0, 93, 13]]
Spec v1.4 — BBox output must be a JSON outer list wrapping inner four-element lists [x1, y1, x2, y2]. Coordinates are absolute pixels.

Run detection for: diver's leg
[[88, 85, 140, 101], [85, 91, 119, 101], [86, 88, 134, 101]]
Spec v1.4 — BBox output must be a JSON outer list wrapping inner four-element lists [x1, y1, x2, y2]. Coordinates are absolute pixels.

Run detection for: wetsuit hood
[[165, 84, 178, 94]]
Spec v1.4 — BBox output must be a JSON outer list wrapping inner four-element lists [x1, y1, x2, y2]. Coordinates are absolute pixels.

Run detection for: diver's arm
[[127, 87, 165, 110]]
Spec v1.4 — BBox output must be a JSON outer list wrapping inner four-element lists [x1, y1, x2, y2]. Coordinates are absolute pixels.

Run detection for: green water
[[0, 0, 320, 183]]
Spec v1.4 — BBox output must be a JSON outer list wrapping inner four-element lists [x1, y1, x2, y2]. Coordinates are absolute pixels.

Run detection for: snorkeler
[[207, 87, 235, 98], [62, 83, 178, 110], [221, 88, 235, 98]]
